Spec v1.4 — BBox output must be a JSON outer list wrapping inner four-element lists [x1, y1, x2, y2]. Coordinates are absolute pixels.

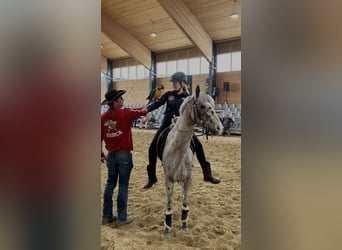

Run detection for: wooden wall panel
[[216, 39, 241, 53], [191, 74, 207, 94], [156, 47, 201, 62], [112, 79, 150, 104], [216, 71, 241, 104]]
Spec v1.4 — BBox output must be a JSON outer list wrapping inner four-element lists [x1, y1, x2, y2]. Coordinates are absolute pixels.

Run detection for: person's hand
[[101, 152, 107, 163], [140, 107, 148, 113], [172, 115, 180, 123]]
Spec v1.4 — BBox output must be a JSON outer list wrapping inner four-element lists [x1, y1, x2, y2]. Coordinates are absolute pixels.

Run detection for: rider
[[143, 71, 220, 189]]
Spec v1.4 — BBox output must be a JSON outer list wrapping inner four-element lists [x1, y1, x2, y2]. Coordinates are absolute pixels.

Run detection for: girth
[[156, 127, 196, 161]]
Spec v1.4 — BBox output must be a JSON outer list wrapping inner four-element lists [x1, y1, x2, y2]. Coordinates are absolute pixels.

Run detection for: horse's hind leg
[[163, 180, 174, 238], [180, 178, 191, 231]]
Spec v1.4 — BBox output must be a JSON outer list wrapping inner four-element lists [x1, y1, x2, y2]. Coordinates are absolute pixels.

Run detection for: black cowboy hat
[[101, 89, 126, 105]]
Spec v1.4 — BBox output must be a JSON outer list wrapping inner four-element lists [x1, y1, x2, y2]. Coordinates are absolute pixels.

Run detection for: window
[[217, 53, 231, 72], [129, 66, 137, 79], [113, 65, 150, 80], [189, 57, 200, 75], [137, 65, 147, 79], [231, 51, 241, 71], [177, 59, 188, 74], [121, 67, 128, 79], [200, 57, 209, 74], [111, 48, 241, 81], [101, 72, 107, 83], [167, 60, 176, 75], [113, 68, 120, 79], [157, 62, 166, 76]]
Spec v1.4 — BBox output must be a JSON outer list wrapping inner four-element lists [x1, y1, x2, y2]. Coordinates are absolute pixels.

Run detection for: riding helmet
[[169, 72, 187, 83]]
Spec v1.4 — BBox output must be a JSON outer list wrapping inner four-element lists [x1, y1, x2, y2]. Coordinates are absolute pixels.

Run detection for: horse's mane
[[178, 95, 193, 115]]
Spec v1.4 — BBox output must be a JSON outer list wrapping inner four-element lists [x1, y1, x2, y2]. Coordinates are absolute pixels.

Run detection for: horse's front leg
[[163, 179, 174, 238], [180, 174, 192, 231]]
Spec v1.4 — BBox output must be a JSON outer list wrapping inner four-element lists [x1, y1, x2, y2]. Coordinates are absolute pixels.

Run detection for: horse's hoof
[[163, 229, 171, 239], [180, 223, 189, 231]]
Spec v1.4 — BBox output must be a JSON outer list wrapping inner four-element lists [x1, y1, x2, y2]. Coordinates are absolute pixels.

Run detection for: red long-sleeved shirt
[[101, 107, 146, 152]]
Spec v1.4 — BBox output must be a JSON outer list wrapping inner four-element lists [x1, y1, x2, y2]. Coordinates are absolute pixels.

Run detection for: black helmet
[[169, 72, 187, 83]]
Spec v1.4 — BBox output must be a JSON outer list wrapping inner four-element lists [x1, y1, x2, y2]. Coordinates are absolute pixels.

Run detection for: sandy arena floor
[[101, 128, 241, 250]]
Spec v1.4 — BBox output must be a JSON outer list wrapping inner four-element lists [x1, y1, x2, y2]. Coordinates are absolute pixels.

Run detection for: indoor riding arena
[[101, 0, 241, 249], [3, 0, 336, 250]]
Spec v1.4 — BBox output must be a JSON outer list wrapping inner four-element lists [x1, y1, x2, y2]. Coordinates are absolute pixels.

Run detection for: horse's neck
[[173, 108, 195, 142]]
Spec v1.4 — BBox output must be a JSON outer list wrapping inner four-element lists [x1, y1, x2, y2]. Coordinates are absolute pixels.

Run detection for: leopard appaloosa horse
[[160, 85, 223, 238]]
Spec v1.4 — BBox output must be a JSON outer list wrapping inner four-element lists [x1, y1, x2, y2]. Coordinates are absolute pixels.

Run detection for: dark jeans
[[102, 151, 133, 221], [147, 116, 207, 178]]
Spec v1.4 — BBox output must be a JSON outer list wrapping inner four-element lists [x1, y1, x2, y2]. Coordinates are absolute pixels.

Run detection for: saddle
[[156, 127, 196, 161]]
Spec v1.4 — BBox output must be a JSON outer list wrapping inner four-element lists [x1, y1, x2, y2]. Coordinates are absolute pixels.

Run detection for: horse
[[159, 85, 223, 238]]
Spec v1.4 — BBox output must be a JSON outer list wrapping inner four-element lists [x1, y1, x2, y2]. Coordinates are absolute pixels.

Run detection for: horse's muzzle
[[205, 123, 223, 136]]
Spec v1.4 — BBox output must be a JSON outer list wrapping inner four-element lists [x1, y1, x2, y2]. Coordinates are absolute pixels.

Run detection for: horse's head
[[193, 86, 223, 135]]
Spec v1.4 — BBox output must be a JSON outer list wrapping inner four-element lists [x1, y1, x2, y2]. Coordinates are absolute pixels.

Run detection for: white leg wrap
[[164, 221, 172, 230], [182, 205, 189, 211]]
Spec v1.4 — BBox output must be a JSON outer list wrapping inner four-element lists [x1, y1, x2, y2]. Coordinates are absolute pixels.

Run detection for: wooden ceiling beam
[[157, 0, 213, 62], [101, 11, 151, 69]]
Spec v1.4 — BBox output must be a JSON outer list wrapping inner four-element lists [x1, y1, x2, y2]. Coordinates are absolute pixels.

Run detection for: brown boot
[[201, 161, 220, 184]]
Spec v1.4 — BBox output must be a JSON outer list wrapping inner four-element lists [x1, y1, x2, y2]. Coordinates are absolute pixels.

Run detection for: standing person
[[101, 89, 147, 226], [222, 113, 235, 136], [143, 72, 220, 189]]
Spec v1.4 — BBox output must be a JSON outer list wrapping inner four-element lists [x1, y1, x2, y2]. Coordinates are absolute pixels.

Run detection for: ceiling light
[[230, 0, 239, 19], [230, 13, 239, 19], [149, 19, 158, 37]]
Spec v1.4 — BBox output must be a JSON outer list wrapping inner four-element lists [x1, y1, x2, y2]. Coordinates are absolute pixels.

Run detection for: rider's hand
[[172, 115, 180, 123]]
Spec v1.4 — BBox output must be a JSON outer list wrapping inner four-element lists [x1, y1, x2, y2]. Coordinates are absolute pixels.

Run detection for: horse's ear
[[195, 85, 200, 99]]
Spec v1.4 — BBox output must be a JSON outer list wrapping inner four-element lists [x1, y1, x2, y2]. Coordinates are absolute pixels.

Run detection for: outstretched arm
[[147, 91, 169, 112]]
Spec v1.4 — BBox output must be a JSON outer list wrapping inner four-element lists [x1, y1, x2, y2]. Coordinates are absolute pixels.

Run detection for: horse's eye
[[200, 105, 205, 109]]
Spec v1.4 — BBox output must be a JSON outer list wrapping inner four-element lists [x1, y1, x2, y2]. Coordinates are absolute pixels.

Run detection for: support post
[[208, 42, 217, 102], [149, 52, 157, 92]]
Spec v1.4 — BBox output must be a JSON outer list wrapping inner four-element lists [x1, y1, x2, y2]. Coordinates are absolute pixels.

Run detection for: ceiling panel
[[101, 0, 241, 61]]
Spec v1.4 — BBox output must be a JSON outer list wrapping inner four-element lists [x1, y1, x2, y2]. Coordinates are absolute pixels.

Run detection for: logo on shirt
[[104, 120, 117, 132], [104, 120, 123, 138]]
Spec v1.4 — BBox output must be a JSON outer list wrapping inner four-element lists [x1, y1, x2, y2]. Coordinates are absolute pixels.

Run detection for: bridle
[[190, 98, 213, 140], [191, 100, 202, 125]]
